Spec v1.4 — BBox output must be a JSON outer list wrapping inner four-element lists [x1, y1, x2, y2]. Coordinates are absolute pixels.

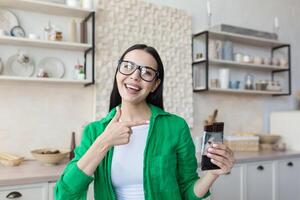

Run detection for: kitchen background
[[1, 0, 300, 200], [0, 0, 300, 156]]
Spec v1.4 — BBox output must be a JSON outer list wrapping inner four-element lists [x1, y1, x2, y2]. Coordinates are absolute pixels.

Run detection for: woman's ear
[[151, 79, 161, 92]]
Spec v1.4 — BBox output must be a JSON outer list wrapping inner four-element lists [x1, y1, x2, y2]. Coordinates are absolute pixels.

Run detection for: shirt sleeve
[[55, 125, 96, 200], [176, 121, 211, 200]]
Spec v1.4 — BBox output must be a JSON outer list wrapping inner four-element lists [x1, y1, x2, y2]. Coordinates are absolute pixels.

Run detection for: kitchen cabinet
[[0, 0, 95, 86], [192, 30, 291, 96], [208, 155, 300, 200], [246, 161, 274, 200], [210, 164, 244, 200], [0, 181, 94, 200], [0, 183, 48, 200], [277, 158, 300, 199]]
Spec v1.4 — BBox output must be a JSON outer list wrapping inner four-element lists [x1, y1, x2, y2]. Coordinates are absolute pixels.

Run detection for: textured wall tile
[[95, 0, 194, 126]]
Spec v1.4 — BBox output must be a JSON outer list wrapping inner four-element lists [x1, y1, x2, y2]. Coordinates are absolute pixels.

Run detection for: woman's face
[[116, 49, 161, 105]]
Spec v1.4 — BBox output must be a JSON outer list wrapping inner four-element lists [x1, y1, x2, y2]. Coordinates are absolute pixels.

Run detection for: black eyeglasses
[[117, 60, 159, 82]]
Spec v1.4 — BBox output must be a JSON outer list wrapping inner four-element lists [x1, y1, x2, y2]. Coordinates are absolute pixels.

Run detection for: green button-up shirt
[[55, 104, 210, 200]]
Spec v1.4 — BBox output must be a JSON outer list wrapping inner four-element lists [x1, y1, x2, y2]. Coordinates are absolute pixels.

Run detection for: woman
[[55, 44, 235, 200]]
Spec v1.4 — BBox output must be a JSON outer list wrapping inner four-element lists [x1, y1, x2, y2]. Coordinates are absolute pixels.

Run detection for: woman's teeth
[[125, 84, 141, 91]]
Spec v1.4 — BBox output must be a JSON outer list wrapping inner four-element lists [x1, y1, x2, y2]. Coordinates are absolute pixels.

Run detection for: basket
[[224, 135, 259, 152]]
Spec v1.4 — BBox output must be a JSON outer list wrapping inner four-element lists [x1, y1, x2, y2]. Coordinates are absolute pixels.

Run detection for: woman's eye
[[124, 64, 133, 70]]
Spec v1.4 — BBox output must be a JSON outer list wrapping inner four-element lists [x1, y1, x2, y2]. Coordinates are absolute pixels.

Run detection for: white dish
[[37, 57, 65, 78], [0, 9, 19, 35], [6, 54, 35, 77]]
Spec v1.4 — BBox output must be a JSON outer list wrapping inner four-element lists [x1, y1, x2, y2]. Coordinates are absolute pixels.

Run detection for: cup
[[0, 29, 5, 36], [229, 80, 240, 89], [253, 56, 262, 65], [66, 0, 80, 7], [263, 57, 271, 65], [219, 68, 230, 89], [243, 55, 252, 63], [279, 58, 288, 67], [28, 33, 39, 40], [82, 0, 93, 9], [234, 53, 243, 63], [0, 58, 3, 74], [210, 79, 219, 88], [272, 57, 279, 66]]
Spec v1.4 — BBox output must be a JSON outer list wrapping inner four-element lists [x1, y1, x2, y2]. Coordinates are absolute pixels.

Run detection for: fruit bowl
[[31, 148, 70, 166]]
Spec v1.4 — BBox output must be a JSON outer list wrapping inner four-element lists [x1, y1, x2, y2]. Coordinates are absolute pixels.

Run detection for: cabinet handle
[[257, 165, 264, 171], [287, 162, 294, 167], [6, 191, 22, 199]]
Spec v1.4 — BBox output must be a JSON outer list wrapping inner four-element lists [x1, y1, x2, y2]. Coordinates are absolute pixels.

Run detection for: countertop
[[1, 151, 300, 187], [196, 150, 300, 166], [0, 159, 67, 187]]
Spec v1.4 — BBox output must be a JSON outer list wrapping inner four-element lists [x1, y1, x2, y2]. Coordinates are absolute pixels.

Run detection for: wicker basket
[[224, 136, 259, 152]]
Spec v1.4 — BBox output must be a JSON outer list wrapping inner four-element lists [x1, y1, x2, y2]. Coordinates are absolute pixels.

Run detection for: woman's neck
[[120, 101, 151, 122]]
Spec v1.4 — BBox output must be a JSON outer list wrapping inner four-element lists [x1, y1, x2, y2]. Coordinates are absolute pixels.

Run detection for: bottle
[[69, 19, 77, 43], [69, 132, 76, 160]]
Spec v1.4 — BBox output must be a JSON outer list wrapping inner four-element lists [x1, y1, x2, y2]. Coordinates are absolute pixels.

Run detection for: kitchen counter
[[2, 151, 300, 187], [0, 159, 67, 187], [196, 150, 300, 166]]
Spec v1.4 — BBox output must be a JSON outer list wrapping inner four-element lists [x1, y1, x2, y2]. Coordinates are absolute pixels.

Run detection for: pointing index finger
[[123, 120, 150, 127]]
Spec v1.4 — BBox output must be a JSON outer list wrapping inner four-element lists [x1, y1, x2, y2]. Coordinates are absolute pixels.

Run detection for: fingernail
[[207, 153, 212, 157], [208, 148, 213, 152], [145, 120, 150, 124], [213, 143, 218, 147], [211, 159, 215, 163]]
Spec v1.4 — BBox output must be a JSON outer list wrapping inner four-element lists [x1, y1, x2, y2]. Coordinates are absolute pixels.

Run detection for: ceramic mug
[[229, 80, 240, 89], [234, 53, 243, 63]]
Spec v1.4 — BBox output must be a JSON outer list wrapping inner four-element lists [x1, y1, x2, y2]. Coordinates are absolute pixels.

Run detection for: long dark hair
[[109, 44, 164, 111]]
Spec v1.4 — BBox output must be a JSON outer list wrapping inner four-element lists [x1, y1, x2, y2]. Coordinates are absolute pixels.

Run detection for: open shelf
[[0, 75, 90, 84], [0, 0, 95, 18], [209, 59, 289, 70], [192, 30, 291, 96], [194, 30, 288, 47], [209, 88, 286, 95], [0, 36, 92, 51]]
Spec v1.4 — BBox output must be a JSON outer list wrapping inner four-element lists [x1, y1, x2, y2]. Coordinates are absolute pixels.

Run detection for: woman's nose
[[129, 69, 141, 81]]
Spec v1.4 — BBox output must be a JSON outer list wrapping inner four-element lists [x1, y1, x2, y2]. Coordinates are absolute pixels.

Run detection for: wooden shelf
[[0, 75, 90, 84], [194, 30, 288, 47], [209, 59, 289, 70], [0, 0, 95, 18], [209, 88, 286, 95], [0, 36, 92, 51]]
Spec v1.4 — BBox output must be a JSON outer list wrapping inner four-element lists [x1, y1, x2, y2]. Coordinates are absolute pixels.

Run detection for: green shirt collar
[[102, 103, 169, 124]]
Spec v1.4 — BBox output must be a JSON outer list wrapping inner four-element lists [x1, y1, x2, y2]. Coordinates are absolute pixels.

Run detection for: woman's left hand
[[206, 143, 235, 176]]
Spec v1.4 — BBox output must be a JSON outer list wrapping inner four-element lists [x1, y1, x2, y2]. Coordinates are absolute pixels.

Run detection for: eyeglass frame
[[117, 60, 160, 82]]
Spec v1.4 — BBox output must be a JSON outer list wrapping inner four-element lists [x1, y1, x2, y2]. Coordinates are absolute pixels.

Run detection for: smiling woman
[[54, 44, 235, 200]]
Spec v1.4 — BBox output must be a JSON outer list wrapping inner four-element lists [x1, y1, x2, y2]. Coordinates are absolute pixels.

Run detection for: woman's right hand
[[101, 107, 149, 147]]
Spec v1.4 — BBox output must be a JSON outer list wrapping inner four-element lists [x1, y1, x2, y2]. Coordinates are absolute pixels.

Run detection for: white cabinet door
[[0, 183, 48, 200], [210, 164, 244, 200], [277, 158, 300, 200], [246, 161, 274, 200], [48, 182, 56, 200]]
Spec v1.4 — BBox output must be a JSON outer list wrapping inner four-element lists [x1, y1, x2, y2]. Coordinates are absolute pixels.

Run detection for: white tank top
[[111, 124, 149, 200]]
